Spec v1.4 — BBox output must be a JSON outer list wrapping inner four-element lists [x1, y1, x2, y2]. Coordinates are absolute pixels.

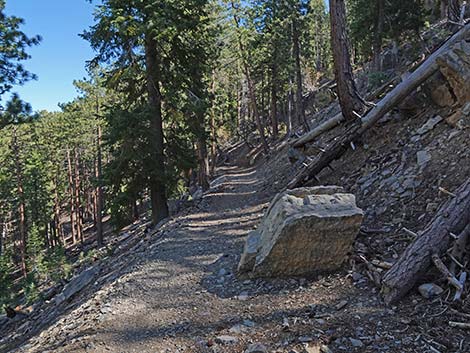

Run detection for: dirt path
[[9, 159, 467, 353], [89, 165, 271, 352]]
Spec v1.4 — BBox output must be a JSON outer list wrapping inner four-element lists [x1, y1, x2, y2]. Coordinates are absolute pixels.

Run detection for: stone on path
[[215, 335, 238, 345], [238, 186, 363, 278], [55, 266, 100, 305], [418, 283, 444, 299], [244, 343, 268, 353]]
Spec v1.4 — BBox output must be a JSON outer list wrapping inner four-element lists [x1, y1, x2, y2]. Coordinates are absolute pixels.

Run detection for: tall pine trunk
[[270, 47, 279, 138], [210, 71, 217, 176], [292, 17, 308, 131], [12, 126, 27, 277], [95, 102, 104, 247], [372, 0, 385, 71], [66, 149, 77, 244], [329, 0, 365, 120], [74, 150, 83, 244], [145, 34, 169, 225]]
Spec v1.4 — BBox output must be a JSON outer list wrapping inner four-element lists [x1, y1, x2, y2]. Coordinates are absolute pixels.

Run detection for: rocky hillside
[[0, 21, 469, 353]]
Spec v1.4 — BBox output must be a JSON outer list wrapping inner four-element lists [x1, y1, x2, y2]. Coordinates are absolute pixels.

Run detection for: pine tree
[[0, 1, 40, 108]]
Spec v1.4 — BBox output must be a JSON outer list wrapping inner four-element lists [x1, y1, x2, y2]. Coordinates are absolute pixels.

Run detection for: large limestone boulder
[[238, 186, 363, 278]]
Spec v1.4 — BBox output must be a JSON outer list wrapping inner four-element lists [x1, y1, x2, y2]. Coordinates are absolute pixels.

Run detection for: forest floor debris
[[1, 54, 469, 351]]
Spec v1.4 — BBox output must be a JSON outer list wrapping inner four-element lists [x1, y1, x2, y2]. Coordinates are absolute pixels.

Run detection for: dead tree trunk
[[329, 0, 365, 121], [288, 23, 470, 188], [381, 179, 470, 304]]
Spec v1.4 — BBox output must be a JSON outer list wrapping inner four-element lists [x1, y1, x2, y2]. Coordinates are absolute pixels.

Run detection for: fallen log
[[287, 23, 470, 189], [381, 179, 470, 305], [291, 76, 400, 149]]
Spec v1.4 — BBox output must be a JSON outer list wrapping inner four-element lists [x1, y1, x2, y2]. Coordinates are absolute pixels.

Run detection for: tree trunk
[[145, 33, 169, 225], [292, 17, 309, 131], [53, 177, 63, 246], [231, 1, 269, 153], [270, 50, 279, 138], [74, 150, 83, 244], [329, 0, 365, 120], [66, 149, 77, 244], [210, 71, 218, 176], [196, 139, 210, 191], [288, 23, 470, 188], [372, 0, 385, 71], [287, 77, 294, 136], [12, 126, 27, 277], [382, 179, 470, 304], [132, 198, 139, 221], [95, 104, 104, 247]]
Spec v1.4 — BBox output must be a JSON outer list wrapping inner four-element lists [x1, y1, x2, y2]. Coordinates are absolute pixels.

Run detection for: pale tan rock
[[238, 186, 363, 278]]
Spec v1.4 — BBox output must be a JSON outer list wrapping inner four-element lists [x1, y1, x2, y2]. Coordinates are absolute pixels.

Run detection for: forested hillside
[[0, 0, 469, 352]]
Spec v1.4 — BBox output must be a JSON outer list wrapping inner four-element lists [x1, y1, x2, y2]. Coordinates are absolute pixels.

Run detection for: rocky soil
[[1, 47, 469, 351]]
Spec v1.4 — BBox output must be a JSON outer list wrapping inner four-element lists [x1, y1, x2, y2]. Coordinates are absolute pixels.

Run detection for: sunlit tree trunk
[[329, 0, 365, 120], [210, 71, 217, 176], [11, 126, 27, 277], [66, 149, 77, 244], [74, 150, 83, 244]]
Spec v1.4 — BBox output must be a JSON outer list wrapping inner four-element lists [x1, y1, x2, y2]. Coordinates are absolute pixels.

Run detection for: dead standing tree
[[288, 22, 470, 189], [329, 0, 365, 121]]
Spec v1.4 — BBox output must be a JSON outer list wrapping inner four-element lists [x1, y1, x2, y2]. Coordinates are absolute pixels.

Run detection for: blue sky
[[5, 0, 98, 112], [5, 1, 329, 112]]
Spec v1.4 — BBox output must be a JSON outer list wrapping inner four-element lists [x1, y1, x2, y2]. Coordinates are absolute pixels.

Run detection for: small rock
[[349, 338, 363, 348], [320, 346, 333, 353], [416, 115, 443, 135], [416, 150, 431, 168], [282, 317, 290, 331], [426, 202, 439, 212], [218, 268, 227, 276], [243, 319, 256, 327], [299, 336, 313, 343], [352, 272, 365, 282], [418, 283, 444, 299], [229, 324, 244, 334], [304, 346, 321, 353], [238, 292, 249, 301], [335, 300, 348, 310], [245, 343, 268, 353], [215, 335, 238, 345]]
